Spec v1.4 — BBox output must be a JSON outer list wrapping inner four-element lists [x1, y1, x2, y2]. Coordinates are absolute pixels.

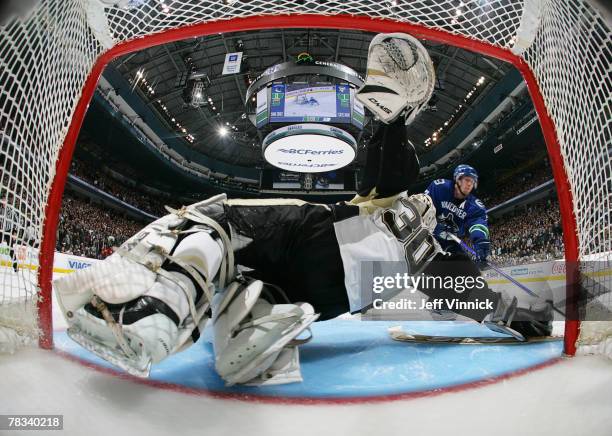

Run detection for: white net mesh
[[0, 0, 610, 353], [519, 1, 611, 355]]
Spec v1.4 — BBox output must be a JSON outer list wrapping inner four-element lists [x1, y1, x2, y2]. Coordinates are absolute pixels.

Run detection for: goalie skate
[[67, 306, 153, 377], [224, 301, 319, 386], [356, 33, 435, 124], [483, 294, 526, 342], [212, 279, 320, 386]]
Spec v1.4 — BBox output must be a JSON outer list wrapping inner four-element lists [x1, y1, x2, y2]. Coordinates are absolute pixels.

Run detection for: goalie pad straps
[[356, 33, 435, 124], [109, 198, 235, 350], [90, 295, 136, 359], [165, 193, 235, 289], [212, 279, 319, 386], [108, 194, 234, 330]]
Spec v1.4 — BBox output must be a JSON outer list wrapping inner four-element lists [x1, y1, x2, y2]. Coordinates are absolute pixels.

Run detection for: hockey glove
[[356, 33, 435, 124], [473, 239, 490, 264]]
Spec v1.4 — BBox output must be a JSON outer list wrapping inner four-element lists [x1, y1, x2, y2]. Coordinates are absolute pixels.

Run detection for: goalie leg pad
[[212, 279, 319, 386], [356, 33, 435, 124], [54, 255, 157, 313], [55, 206, 230, 376], [67, 307, 178, 377], [65, 270, 196, 377]]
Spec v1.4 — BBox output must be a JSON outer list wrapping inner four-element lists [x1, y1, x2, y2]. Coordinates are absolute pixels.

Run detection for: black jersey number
[[382, 198, 437, 272]]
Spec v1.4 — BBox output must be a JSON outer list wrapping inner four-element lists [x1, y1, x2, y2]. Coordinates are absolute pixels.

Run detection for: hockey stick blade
[[388, 326, 561, 345]]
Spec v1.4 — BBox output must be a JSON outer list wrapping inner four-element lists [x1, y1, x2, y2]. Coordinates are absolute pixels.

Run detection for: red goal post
[[0, 0, 609, 355]]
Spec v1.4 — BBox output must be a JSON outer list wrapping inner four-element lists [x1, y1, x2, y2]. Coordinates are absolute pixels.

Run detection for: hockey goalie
[[54, 33, 553, 386]]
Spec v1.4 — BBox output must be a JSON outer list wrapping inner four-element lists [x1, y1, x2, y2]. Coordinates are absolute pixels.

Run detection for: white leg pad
[[53, 195, 233, 377], [54, 255, 157, 314], [212, 279, 319, 386], [64, 270, 199, 377]]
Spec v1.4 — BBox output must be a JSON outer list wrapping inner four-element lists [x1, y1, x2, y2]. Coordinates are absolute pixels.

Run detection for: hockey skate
[[212, 278, 319, 386], [484, 291, 554, 341]]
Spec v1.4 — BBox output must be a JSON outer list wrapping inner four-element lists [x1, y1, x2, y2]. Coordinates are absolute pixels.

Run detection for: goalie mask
[[408, 193, 437, 233]]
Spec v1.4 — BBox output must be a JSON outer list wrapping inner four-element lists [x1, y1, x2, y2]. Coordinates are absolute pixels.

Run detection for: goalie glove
[[356, 33, 435, 125]]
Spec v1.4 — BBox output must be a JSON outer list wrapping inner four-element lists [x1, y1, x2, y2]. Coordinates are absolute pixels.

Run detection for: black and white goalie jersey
[[333, 192, 442, 312]]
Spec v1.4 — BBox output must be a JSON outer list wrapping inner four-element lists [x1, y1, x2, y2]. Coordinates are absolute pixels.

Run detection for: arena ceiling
[[109, 29, 513, 168]]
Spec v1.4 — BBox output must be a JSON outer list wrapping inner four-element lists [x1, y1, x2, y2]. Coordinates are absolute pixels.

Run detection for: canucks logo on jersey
[[424, 179, 489, 252], [437, 212, 459, 240]]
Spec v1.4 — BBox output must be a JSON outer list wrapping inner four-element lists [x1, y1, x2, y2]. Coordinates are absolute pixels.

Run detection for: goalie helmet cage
[[0, 0, 610, 356]]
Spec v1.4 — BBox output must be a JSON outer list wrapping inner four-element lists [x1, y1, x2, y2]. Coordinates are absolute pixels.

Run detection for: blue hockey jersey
[[424, 179, 489, 251]]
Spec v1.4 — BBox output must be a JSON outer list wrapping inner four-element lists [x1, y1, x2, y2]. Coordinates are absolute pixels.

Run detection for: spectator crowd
[[1, 138, 568, 265], [69, 159, 168, 216], [480, 160, 553, 208], [54, 186, 565, 267], [58, 154, 566, 264], [56, 192, 143, 259], [488, 197, 564, 266]]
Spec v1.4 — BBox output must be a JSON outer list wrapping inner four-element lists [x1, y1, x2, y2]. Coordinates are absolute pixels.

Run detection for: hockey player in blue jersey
[[425, 165, 490, 264]]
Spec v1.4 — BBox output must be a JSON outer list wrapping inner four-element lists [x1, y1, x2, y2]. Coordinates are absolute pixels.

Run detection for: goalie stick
[[388, 326, 561, 345]]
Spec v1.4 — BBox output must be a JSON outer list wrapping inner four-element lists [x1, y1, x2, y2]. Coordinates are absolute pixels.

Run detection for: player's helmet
[[453, 164, 478, 188]]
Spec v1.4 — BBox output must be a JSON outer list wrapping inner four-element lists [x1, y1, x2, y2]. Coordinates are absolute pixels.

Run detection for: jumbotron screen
[[264, 84, 363, 126], [261, 169, 356, 191], [272, 171, 344, 190]]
